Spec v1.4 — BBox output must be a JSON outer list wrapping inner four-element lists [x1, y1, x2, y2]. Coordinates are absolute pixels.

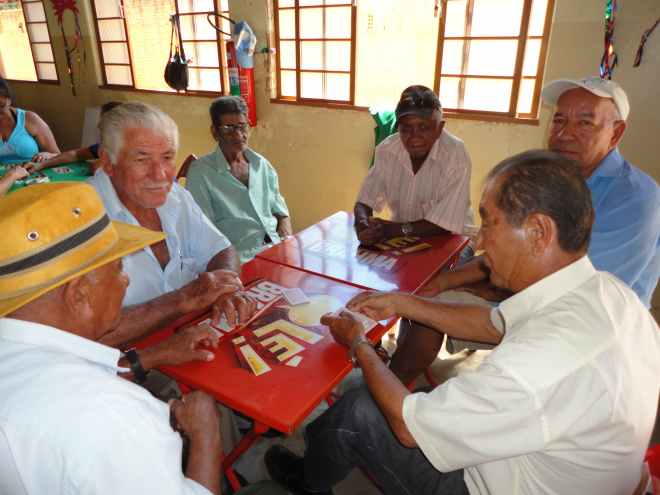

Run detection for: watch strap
[[125, 348, 148, 383], [348, 336, 373, 368]]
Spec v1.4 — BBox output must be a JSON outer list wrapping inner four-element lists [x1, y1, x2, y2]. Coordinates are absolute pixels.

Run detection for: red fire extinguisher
[[226, 40, 257, 126]]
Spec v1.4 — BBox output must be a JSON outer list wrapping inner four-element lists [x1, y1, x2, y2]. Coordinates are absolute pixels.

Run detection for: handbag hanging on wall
[[164, 14, 189, 92]]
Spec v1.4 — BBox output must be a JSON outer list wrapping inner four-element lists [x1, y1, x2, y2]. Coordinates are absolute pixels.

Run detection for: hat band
[[0, 214, 111, 278]]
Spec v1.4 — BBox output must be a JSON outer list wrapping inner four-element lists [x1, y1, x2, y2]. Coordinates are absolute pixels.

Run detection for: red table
[[134, 258, 396, 472], [256, 211, 469, 293]]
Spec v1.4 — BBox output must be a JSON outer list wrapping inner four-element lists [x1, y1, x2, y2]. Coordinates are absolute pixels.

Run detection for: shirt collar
[[587, 148, 624, 181], [213, 146, 258, 173], [94, 168, 181, 223], [0, 318, 128, 373], [495, 256, 597, 333]]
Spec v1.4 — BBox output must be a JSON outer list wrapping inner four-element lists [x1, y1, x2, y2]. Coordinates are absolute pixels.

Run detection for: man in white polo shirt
[[265, 150, 660, 495]]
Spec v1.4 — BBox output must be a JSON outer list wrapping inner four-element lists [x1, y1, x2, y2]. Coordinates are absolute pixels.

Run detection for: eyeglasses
[[396, 96, 439, 113], [216, 123, 251, 136]]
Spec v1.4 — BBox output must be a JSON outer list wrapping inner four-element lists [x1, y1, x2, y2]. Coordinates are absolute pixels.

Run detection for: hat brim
[[540, 78, 613, 106], [0, 221, 165, 318], [394, 107, 436, 127]]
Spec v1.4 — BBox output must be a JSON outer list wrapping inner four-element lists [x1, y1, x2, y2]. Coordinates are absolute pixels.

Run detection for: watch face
[[402, 223, 413, 236]]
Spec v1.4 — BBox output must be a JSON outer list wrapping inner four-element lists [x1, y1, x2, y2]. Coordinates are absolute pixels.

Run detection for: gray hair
[[209, 96, 249, 127], [100, 101, 179, 163], [486, 150, 594, 255]]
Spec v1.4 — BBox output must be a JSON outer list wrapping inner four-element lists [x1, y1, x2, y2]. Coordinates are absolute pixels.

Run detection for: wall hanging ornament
[[49, 0, 86, 96], [633, 18, 660, 68], [600, 0, 618, 80]]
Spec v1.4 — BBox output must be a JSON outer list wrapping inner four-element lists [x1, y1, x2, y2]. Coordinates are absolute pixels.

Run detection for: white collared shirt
[[88, 169, 231, 306], [356, 130, 478, 241], [0, 318, 211, 494], [403, 256, 660, 495]]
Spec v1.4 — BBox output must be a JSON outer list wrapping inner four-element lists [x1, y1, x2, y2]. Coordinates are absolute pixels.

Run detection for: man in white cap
[[391, 76, 660, 388], [354, 85, 477, 264]]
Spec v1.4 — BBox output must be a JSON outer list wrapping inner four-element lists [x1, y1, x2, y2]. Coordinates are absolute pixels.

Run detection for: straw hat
[[0, 182, 166, 317]]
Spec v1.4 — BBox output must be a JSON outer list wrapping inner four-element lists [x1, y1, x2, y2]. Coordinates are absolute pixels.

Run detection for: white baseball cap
[[541, 76, 629, 121]]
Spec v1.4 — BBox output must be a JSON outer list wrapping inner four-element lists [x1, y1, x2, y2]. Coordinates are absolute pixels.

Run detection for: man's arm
[[24, 147, 96, 173], [169, 391, 223, 495], [355, 200, 451, 245], [99, 270, 243, 349], [275, 214, 292, 238], [348, 290, 501, 345], [418, 254, 490, 297], [117, 325, 219, 380]]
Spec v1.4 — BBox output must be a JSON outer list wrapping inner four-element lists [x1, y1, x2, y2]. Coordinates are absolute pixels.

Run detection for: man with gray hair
[[186, 96, 291, 263], [89, 101, 255, 355], [266, 150, 660, 495], [354, 85, 477, 262]]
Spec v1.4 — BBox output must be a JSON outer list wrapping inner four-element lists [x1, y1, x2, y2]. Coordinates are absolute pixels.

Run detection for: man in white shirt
[[265, 150, 660, 495], [354, 85, 477, 263], [88, 101, 256, 352], [0, 182, 233, 494]]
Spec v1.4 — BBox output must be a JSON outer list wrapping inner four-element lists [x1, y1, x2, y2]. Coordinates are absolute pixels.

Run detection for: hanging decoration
[[633, 18, 660, 68], [600, 0, 617, 80], [49, 0, 86, 96]]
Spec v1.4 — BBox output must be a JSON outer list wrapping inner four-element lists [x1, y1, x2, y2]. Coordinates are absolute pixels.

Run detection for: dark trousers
[[302, 387, 469, 495]]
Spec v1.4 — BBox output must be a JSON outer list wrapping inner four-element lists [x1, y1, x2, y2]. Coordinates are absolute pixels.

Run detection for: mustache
[[140, 182, 171, 189]]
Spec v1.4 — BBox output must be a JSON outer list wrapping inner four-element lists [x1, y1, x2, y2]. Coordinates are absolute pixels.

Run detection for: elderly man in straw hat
[[0, 182, 256, 494]]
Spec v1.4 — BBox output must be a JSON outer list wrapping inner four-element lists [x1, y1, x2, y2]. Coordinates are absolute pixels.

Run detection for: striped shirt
[[356, 130, 477, 241]]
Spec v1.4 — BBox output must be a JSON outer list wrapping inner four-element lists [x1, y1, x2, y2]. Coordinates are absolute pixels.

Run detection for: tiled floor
[[233, 333, 488, 494]]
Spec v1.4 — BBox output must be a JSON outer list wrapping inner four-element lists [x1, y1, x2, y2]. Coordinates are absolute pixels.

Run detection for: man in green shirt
[[187, 96, 291, 263]]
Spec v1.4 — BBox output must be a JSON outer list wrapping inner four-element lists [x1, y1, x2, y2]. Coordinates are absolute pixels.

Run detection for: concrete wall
[[8, 0, 660, 314]]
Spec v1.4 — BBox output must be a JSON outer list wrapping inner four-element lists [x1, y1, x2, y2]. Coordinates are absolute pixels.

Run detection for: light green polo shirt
[[186, 146, 289, 263]]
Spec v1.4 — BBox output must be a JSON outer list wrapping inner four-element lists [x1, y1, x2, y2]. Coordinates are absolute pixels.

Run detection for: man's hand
[[454, 280, 513, 302], [346, 290, 399, 321], [210, 290, 257, 328], [356, 217, 385, 245], [147, 325, 219, 367], [180, 269, 245, 320], [275, 214, 292, 238], [169, 390, 222, 443], [320, 310, 366, 348]]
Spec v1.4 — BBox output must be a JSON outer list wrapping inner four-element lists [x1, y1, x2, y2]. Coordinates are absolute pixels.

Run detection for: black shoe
[[264, 445, 333, 495]]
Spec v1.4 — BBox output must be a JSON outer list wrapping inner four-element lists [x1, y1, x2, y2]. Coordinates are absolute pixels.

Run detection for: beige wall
[[8, 0, 660, 313]]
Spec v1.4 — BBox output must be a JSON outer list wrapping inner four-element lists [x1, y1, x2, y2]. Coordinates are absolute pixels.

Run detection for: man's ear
[[609, 120, 627, 150], [436, 119, 446, 139], [98, 146, 114, 177], [61, 276, 94, 320], [210, 124, 220, 143], [524, 212, 556, 257]]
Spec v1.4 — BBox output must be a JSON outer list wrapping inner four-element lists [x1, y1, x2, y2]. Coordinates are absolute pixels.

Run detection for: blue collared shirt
[[186, 146, 289, 263], [586, 148, 660, 308]]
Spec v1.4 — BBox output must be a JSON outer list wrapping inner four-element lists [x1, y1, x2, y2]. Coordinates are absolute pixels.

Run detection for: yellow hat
[[0, 182, 166, 318]]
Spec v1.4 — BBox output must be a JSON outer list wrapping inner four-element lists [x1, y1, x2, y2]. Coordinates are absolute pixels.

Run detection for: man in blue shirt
[[186, 96, 291, 263], [390, 76, 660, 387]]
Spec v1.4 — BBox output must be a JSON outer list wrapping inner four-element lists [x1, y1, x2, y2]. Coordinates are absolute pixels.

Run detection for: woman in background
[[0, 77, 59, 164]]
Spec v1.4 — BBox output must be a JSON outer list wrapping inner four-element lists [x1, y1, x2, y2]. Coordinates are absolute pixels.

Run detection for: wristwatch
[[401, 222, 413, 237], [348, 336, 373, 368], [125, 348, 148, 383]]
